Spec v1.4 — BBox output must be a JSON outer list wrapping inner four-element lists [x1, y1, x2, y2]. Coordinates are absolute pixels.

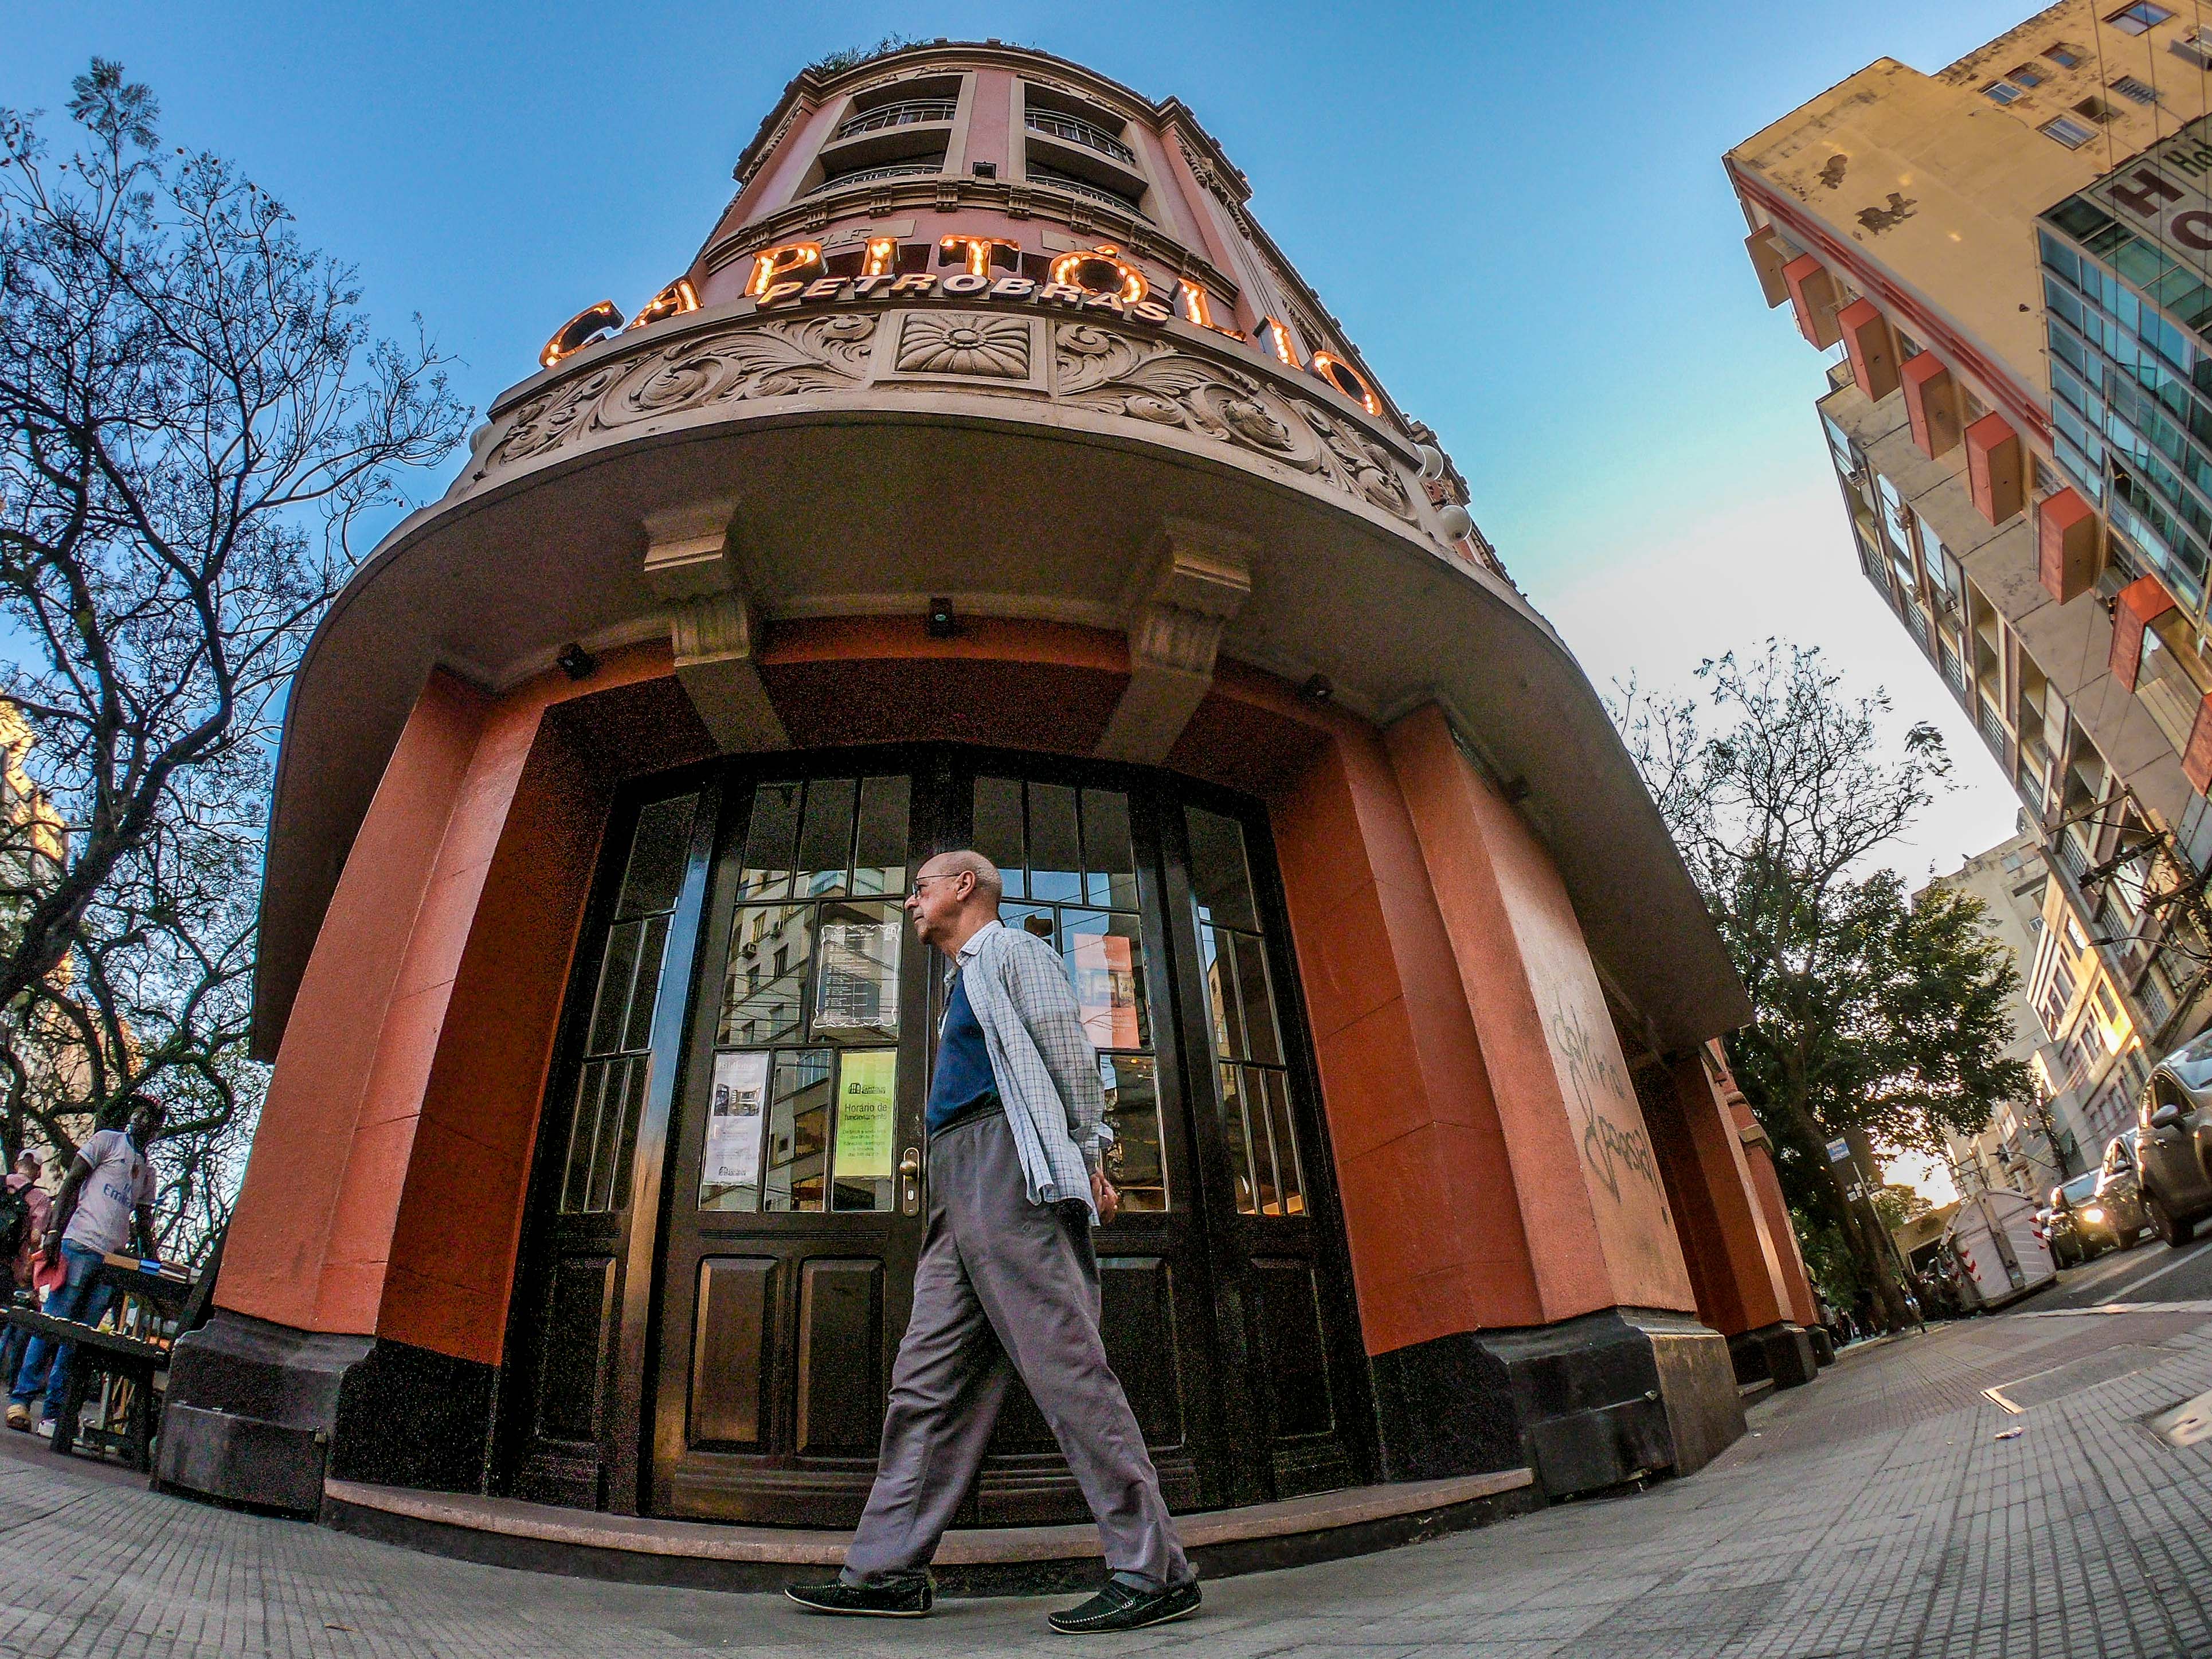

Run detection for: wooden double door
[[499, 746, 1368, 1525]]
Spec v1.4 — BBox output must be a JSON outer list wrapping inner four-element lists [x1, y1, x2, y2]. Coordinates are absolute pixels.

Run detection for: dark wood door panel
[[1251, 1257, 1334, 1441], [688, 1256, 776, 1450], [796, 1258, 886, 1457], [535, 1253, 617, 1444], [1100, 1254, 1185, 1448]]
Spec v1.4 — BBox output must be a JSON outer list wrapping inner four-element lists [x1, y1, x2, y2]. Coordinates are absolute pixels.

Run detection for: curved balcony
[[1024, 162, 1145, 218], [264, 295, 1739, 1093], [807, 162, 941, 196], [1024, 109, 1136, 166], [835, 99, 957, 139]]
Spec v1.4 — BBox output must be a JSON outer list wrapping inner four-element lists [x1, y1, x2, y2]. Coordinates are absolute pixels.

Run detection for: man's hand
[[38, 1231, 58, 1270], [1090, 1165, 1119, 1225]]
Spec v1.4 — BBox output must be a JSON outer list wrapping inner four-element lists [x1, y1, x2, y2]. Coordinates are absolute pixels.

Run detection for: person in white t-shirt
[[5, 1098, 162, 1435]]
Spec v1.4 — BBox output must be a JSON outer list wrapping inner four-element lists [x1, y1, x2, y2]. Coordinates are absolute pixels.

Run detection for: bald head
[[906, 848, 1004, 957], [924, 848, 1004, 903]]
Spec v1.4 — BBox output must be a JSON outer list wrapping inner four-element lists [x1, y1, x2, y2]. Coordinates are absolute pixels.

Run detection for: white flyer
[[703, 1050, 769, 1190]]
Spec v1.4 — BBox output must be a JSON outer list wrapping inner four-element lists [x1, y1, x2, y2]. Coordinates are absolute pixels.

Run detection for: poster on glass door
[[703, 1051, 769, 1192], [815, 920, 901, 1034]]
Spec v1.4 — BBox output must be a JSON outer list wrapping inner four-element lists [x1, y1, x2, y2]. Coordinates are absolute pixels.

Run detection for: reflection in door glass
[[973, 778, 1163, 1214], [1189, 807, 1305, 1216], [738, 782, 801, 900], [1028, 782, 1083, 902], [1064, 910, 1148, 1051], [562, 795, 698, 1215], [853, 776, 911, 898], [719, 905, 812, 1046], [764, 1049, 833, 1212], [798, 777, 858, 898], [710, 778, 913, 1215], [1101, 1055, 1167, 1211]]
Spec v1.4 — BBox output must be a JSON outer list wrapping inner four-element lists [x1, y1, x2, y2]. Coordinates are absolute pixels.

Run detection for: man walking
[[786, 850, 1199, 1633], [6, 1099, 162, 1436]]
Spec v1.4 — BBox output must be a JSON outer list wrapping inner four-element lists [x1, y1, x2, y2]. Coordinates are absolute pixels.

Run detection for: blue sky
[[4, 1, 2038, 879]]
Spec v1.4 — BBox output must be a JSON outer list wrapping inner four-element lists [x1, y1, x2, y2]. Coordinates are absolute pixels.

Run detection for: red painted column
[[1656, 1054, 1793, 1338], [1270, 720, 1545, 1352], [1381, 702, 1700, 1324], [218, 645, 686, 1363]]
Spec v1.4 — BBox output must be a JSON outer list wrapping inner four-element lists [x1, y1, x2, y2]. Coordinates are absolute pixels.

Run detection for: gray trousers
[[842, 1110, 1191, 1587]]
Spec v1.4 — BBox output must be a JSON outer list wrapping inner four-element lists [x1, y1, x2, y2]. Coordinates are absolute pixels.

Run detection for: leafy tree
[[1871, 1181, 1933, 1234], [0, 61, 466, 1251], [1617, 641, 2031, 1329]]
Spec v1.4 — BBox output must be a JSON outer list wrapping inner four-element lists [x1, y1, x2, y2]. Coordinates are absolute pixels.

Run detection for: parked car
[[2093, 1129, 2154, 1250], [2045, 1172, 2107, 1267], [2140, 1031, 2212, 1248]]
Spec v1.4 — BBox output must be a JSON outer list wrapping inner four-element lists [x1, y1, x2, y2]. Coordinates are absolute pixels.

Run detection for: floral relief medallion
[[895, 313, 1032, 378]]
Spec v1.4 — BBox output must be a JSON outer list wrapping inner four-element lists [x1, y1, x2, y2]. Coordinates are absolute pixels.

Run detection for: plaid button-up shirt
[[952, 920, 1113, 1221]]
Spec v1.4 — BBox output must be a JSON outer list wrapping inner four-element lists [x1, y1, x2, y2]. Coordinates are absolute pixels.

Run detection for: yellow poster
[[835, 1050, 898, 1179]]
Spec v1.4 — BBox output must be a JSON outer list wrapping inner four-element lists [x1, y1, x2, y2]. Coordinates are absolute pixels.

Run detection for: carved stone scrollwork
[[1053, 324, 1419, 523], [476, 308, 1423, 532], [490, 314, 880, 467]]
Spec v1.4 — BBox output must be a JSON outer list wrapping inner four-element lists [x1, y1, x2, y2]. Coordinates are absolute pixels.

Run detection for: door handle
[[899, 1147, 922, 1216]]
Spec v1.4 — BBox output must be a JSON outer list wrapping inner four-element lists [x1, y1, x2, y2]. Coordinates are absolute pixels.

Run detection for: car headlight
[[2082, 1207, 2105, 1223]]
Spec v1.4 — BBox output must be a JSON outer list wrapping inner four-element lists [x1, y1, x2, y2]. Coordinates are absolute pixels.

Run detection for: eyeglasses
[[904, 872, 969, 900]]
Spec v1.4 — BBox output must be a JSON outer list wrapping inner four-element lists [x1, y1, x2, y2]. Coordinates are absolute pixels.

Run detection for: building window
[[2046, 44, 2085, 66], [2041, 115, 2097, 148], [2074, 96, 2117, 124], [2111, 75, 2160, 104], [2105, 3, 2172, 36], [1984, 81, 2025, 104], [2009, 64, 2046, 87]]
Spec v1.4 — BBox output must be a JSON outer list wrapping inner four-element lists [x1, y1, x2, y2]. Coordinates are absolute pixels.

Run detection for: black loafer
[[1048, 1577, 1201, 1633], [785, 1574, 935, 1617]]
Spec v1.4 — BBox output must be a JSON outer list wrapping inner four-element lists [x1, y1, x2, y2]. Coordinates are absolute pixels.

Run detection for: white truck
[[1942, 1189, 2056, 1312]]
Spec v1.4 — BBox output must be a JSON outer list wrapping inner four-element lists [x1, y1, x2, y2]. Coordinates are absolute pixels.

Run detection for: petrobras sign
[[2081, 115, 2212, 289]]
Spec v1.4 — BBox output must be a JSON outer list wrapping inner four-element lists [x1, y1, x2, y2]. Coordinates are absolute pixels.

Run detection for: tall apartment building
[[1919, 821, 2093, 1197], [1726, 0, 2212, 1165]]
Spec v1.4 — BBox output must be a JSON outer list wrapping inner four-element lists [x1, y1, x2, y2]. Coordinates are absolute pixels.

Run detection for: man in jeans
[[786, 851, 1199, 1634], [6, 1099, 162, 1436]]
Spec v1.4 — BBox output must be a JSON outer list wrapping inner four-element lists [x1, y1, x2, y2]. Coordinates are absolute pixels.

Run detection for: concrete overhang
[[252, 299, 1749, 1059]]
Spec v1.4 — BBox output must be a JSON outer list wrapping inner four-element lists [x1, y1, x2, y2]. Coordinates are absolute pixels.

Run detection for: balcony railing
[[1023, 162, 1146, 217], [808, 162, 941, 196], [2058, 832, 2092, 882], [835, 100, 957, 139], [1978, 699, 2009, 755], [1024, 109, 1136, 166]]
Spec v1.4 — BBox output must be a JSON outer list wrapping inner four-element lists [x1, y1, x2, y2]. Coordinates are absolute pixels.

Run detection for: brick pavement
[[1, 1304, 2209, 1657]]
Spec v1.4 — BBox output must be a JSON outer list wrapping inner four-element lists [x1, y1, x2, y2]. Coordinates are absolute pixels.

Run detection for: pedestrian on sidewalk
[[0, 1151, 56, 1390], [6, 1100, 163, 1436], [786, 850, 1199, 1635]]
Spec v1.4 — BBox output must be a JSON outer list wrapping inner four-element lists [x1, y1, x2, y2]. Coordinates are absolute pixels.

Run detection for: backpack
[[0, 1183, 28, 1264]]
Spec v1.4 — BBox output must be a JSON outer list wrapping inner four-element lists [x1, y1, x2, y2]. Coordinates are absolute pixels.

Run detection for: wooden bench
[[6, 1233, 222, 1472]]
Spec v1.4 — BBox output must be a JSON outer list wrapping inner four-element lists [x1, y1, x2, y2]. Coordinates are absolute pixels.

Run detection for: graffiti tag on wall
[[1553, 999, 1661, 1205]]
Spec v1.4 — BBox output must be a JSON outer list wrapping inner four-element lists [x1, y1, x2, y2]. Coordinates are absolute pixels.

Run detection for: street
[[2034, 1232, 2212, 1312], [3, 1294, 2211, 1658]]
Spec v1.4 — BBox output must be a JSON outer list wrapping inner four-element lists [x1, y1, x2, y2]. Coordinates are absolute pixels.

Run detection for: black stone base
[[157, 1311, 495, 1517], [1810, 1325, 1837, 1366], [1726, 1321, 1819, 1390], [1368, 1308, 1745, 1500]]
